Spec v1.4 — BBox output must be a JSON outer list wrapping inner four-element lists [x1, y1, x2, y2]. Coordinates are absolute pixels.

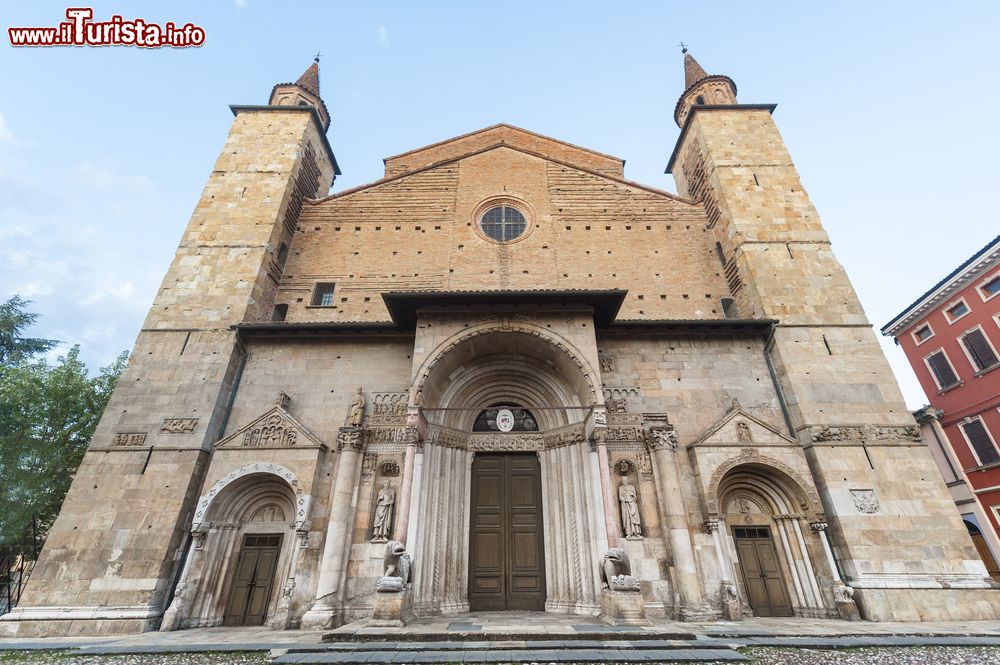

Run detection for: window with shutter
[[962, 419, 1000, 466], [927, 350, 959, 389], [962, 329, 1000, 372]]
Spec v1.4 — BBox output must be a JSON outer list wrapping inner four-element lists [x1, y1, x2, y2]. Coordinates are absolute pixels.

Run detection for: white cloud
[[377, 26, 389, 47], [234, 0, 247, 7], [0, 114, 13, 143]]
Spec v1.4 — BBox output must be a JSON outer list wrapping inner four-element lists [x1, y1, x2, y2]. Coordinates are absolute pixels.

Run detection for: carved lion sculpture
[[599, 547, 641, 592], [376, 540, 412, 593]]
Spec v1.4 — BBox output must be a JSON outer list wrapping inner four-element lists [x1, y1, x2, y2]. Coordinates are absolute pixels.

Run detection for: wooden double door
[[224, 534, 282, 626], [469, 453, 546, 611], [732, 526, 793, 617]]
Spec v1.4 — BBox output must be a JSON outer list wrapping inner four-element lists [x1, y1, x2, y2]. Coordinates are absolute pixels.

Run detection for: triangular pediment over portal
[[215, 405, 327, 450], [689, 404, 797, 448]]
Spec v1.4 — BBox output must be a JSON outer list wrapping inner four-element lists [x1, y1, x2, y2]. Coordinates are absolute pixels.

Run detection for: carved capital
[[810, 521, 829, 532], [337, 427, 365, 452], [704, 519, 722, 533], [646, 426, 678, 452]]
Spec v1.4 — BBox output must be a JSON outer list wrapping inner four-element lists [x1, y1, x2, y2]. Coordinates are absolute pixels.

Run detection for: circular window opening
[[479, 205, 527, 242]]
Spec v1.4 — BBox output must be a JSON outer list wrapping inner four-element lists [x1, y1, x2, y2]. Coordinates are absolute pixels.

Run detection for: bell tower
[[668, 52, 997, 620], [1, 61, 339, 636]]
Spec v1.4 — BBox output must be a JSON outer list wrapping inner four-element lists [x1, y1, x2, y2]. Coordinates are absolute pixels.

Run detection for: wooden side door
[[224, 534, 282, 626], [469, 453, 545, 611], [733, 526, 793, 617]]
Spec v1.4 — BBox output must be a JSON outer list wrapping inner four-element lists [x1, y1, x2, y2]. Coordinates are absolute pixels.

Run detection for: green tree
[[0, 296, 57, 365], [0, 298, 126, 546]]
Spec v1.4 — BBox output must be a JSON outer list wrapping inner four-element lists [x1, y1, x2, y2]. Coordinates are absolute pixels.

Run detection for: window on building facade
[[472, 406, 539, 432], [962, 418, 1000, 466], [945, 299, 971, 323], [981, 274, 1000, 301], [479, 205, 527, 242], [311, 283, 336, 307], [913, 324, 934, 344], [926, 349, 960, 390], [961, 327, 1000, 372]]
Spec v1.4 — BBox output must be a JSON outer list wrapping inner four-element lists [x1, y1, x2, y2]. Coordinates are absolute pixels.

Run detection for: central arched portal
[[410, 326, 604, 616]]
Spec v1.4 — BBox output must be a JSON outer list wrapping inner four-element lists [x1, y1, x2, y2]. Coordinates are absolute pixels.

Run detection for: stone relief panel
[[369, 392, 409, 426], [242, 413, 297, 447], [850, 489, 879, 514], [112, 432, 147, 446], [809, 424, 921, 444], [161, 418, 198, 434], [599, 353, 616, 374], [360, 452, 378, 482]]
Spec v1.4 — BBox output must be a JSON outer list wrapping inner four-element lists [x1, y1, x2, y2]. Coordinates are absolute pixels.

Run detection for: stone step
[[273, 639, 746, 663], [273, 648, 744, 663], [323, 630, 700, 643]]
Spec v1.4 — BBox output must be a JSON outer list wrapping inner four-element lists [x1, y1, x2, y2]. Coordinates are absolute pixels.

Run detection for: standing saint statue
[[348, 387, 365, 427], [618, 477, 642, 538], [372, 480, 396, 542]]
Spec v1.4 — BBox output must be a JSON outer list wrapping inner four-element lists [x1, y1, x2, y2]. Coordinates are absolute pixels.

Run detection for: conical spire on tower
[[295, 60, 321, 98], [673, 48, 738, 128], [683, 50, 710, 89], [268, 57, 331, 132]]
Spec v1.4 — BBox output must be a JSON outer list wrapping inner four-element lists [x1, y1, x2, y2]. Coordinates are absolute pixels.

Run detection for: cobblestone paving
[[4, 647, 1000, 664], [726, 646, 1000, 664]]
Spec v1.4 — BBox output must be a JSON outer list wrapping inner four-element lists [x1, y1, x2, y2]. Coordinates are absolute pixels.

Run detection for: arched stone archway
[[407, 322, 605, 616], [714, 463, 831, 618], [162, 468, 308, 630]]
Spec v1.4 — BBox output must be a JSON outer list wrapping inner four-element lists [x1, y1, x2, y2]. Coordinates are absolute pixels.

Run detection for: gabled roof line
[[382, 123, 625, 166], [689, 404, 798, 447], [881, 234, 1000, 336], [309, 142, 696, 205]]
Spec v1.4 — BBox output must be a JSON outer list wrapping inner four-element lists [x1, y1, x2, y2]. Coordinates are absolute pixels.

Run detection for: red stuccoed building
[[883, 235, 1000, 574]]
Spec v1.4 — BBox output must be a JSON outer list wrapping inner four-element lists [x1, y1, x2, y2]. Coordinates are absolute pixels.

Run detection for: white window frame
[[977, 270, 1000, 303], [960, 416, 1000, 467], [923, 347, 961, 391], [944, 296, 972, 324], [959, 324, 1000, 373], [911, 321, 935, 346]]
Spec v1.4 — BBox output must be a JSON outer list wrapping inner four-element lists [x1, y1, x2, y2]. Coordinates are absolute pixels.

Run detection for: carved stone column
[[395, 408, 425, 545], [646, 425, 708, 619], [705, 519, 741, 621], [592, 425, 621, 548], [301, 426, 364, 629], [812, 520, 860, 620]]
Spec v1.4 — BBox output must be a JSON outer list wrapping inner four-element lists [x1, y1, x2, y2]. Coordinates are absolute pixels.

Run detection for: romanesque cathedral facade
[[4, 53, 998, 636]]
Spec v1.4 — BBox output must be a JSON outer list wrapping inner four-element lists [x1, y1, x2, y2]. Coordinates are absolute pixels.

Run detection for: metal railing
[[1, 516, 39, 615]]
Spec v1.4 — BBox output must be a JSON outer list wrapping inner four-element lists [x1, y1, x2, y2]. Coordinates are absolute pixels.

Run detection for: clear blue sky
[[1, 1, 998, 408]]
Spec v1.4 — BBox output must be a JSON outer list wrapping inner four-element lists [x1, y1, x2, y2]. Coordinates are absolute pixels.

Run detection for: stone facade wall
[[279, 147, 730, 324]]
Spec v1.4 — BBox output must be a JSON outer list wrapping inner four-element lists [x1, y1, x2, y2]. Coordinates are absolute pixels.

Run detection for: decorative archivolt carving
[[704, 449, 823, 519], [809, 424, 922, 443], [193, 462, 310, 532], [414, 322, 601, 405]]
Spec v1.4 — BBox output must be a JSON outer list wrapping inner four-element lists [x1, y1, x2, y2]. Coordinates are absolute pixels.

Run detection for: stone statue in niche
[[736, 421, 752, 443], [376, 540, 412, 593], [599, 548, 640, 592], [372, 480, 396, 542], [348, 387, 365, 427], [618, 477, 642, 538]]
